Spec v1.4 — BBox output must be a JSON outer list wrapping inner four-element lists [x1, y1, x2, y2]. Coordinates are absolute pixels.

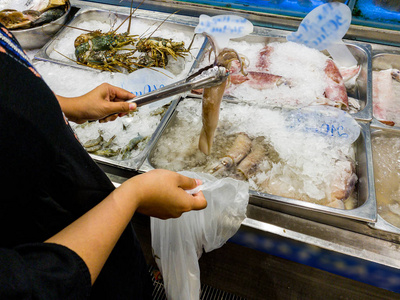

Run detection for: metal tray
[[10, 0, 72, 49], [34, 7, 205, 76], [140, 98, 376, 223], [371, 52, 400, 130], [33, 58, 182, 171], [368, 127, 400, 235], [192, 32, 372, 122]]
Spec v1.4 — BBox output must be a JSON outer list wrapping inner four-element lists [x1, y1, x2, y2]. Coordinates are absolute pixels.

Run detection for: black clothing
[[0, 24, 152, 299]]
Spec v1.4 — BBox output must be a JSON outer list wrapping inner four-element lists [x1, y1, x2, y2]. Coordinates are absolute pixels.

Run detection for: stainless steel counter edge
[[110, 177, 400, 270], [241, 206, 400, 270]]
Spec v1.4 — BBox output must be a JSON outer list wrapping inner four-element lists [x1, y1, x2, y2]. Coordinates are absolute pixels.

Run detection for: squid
[[198, 33, 247, 155]]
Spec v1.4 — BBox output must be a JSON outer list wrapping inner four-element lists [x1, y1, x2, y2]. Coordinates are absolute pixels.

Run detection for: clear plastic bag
[[151, 171, 249, 300]]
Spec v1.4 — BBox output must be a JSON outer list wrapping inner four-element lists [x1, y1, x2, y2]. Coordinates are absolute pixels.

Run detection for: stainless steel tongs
[[126, 65, 229, 107]]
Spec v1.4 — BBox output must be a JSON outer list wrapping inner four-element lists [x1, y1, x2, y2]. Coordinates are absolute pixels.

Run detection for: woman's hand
[[56, 83, 136, 124], [116, 169, 207, 219], [46, 169, 206, 284]]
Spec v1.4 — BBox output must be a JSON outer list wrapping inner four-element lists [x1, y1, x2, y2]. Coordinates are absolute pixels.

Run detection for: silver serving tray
[[371, 52, 400, 131], [88, 99, 179, 171], [34, 57, 182, 171], [11, 0, 71, 49], [34, 7, 204, 73], [140, 98, 376, 223], [192, 31, 373, 122], [368, 126, 400, 235]]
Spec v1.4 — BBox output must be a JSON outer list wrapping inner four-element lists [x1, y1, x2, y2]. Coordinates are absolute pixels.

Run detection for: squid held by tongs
[[198, 33, 248, 155]]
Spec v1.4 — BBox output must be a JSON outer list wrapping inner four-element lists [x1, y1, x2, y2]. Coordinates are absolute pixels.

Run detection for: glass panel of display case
[[351, 0, 400, 31]]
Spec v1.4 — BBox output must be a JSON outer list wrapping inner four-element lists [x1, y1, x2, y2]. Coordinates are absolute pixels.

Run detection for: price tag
[[195, 14, 253, 49], [286, 2, 357, 67], [113, 68, 176, 108], [286, 106, 360, 145]]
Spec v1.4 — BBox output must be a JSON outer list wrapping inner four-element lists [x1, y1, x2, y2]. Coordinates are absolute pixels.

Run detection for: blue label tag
[[195, 14, 253, 48], [286, 2, 352, 51], [286, 106, 360, 145], [114, 68, 176, 108]]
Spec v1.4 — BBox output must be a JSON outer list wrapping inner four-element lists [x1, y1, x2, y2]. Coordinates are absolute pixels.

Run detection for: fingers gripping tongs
[[126, 65, 229, 107]]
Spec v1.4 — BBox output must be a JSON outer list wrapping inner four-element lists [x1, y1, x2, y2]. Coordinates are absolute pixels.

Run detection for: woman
[[0, 22, 206, 299]]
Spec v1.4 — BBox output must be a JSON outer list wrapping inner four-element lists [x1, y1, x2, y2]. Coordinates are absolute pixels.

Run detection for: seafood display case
[[139, 31, 376, 224], [31, 0, 399, 234], [17, 0, 400, 296]]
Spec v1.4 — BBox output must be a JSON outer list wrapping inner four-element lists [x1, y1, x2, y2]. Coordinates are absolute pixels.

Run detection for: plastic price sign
[[195, 14, 253, 49], [114, 68, 176, 108], [286, 2, 357, 67], [286, 105, 360, 145]]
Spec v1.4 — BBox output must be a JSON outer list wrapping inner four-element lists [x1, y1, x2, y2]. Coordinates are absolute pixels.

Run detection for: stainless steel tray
[[368, 126, 400, 235], [34, 7, 205, 76], [191, 32, 372, 122], [88, 100, 179, 171], [11, 0, 72, 49], [34, 57, 182, 170], [371, 52, 400, 130], [140, 98, 376, 223]]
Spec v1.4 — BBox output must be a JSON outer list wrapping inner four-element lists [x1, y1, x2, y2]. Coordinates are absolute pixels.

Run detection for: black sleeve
[[0, 243, 91, 300]]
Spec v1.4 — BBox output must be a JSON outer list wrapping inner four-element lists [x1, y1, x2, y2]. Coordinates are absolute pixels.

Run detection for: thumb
[[190, 191, 208, 211], [107, 101, 137, 115]]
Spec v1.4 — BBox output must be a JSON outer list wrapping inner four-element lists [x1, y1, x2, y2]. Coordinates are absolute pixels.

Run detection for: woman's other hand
[[56, 83, 136, 124]]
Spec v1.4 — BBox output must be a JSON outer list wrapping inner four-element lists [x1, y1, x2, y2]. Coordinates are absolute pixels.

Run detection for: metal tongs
[[126, 65, 229, 107]]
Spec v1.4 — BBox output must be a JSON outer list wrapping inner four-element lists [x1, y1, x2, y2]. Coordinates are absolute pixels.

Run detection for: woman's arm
[[45, 169, 207, 285], [56, 83, 136, 124]]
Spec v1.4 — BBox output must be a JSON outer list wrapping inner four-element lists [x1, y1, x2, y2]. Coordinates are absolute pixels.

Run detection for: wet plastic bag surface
[[151, 171, 249, 300]]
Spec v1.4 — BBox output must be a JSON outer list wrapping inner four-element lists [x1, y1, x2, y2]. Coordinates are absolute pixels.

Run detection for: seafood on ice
[[372, 68, 400, 126], [0, 0, 68, 29], [194, 40, 360, 155], [34, 60, 175, 166], [48, 10, 202, 76], [71, 4, 193, 73], [74, 30, 192, 73], [72, 103, 170, 162], [150, 98, 358, 210], [220, 41, 361, 110]]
